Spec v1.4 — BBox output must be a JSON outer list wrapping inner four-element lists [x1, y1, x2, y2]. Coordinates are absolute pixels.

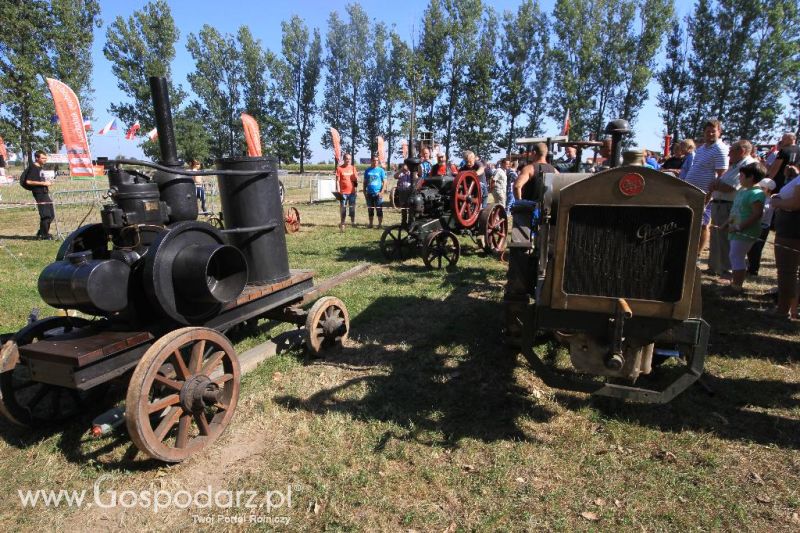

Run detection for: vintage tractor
[[506, 120, 710, 403], [0, 77, 357, 462], [380, 169, 508, 269]]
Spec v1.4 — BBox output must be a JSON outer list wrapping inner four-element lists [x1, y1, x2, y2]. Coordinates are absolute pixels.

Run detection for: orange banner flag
[[330, 127, 341, 163], [241, 113, 262, 157], [0, 136, 7, 161], [377, 136, 386, 166], [46, 78, 93, 176]]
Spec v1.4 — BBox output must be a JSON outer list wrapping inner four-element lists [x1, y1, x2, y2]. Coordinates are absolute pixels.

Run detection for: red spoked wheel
[[452, 171, 482, 228], [284, 207, 301, 234], [478, 204, 508, 253]]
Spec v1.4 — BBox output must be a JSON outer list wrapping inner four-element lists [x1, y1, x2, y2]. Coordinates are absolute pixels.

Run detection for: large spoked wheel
[[423, 230, 461, 269], [305, 297, 350, 355], [279, 181, 286, 204], [390, 186, 399, 209], [380, 224, 415, 261], [0, 316, 98, 427], [284, 206, 301, 234], [478, 204, 508, 253], [126, 327, 240, 463], [452, 171, 482, 228]]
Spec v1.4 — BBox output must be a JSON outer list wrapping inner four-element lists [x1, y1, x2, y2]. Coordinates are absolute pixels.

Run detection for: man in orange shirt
[[335, 153, 358, 230]]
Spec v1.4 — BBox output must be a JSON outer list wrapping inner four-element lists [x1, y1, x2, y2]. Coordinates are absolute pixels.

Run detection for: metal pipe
[[148, 76, 179, 167]]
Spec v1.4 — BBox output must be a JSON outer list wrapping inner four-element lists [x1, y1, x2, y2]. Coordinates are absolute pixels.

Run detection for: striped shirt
[[684, 140, 729, 193]]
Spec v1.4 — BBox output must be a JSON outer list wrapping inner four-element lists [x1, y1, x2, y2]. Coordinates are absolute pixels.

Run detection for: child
[[722, 162, 767, 293]]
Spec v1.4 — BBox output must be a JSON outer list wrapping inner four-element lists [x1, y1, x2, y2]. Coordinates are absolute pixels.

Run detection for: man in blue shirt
[[363, 154, 387, 228]]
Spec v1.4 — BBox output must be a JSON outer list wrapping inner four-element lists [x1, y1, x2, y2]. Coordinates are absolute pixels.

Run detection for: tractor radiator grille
[[563, 205, 692, 302]]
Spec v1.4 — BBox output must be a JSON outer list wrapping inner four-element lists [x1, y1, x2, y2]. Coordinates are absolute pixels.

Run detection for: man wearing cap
[[707, 139, 755, 277]]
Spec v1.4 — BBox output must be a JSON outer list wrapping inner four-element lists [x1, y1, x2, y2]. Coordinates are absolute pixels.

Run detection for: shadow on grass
[[0, 235, 40, 241], [275, 272, 556, 448]]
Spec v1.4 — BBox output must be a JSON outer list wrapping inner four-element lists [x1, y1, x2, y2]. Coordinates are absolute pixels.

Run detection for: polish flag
[[147, 127, 158, 141], [125, 121, 141, 140], [560, 109, 570, 137], [83, 118, 92, 131], [98, 119, 118, 135]]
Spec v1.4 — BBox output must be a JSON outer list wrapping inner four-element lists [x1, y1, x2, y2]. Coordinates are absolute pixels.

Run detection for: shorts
[[339, 192, 356, 206], [728, 238, 756, 271], [365, 194, 383, 208], [702, 203, 712, 226]]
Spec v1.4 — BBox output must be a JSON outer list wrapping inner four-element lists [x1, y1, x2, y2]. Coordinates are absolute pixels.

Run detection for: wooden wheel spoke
[[175, 414, 191, 449], [154, 407, 182, 441], [172, 350, 191, 380], [194, 411, 211, 436], [214, 373, 233, 386], [148, 393, 180, 414], [190, 340, 206, 374], [201, 351, 226, 375], [154, 373, 184, 391]]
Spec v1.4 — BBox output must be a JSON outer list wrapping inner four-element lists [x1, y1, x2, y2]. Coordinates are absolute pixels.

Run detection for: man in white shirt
[[707, 139, 755, 276], [684, 118, 729, 255]]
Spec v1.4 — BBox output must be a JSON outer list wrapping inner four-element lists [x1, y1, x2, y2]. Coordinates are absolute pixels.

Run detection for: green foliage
[[321, 11, 349, 154], [280, 16, 323, 171], [103, 0, 184, 161], [384, 32, 411, 164], [416, 0, 450, 133], [173, 102, 211, 164], [363, 23, 390, 156], [656, 17, 691, 140], [0, 0, 101, 160], [186, 25, 242, 158]]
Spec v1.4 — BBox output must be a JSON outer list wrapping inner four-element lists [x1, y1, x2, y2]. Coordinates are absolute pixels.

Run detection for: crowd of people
[[333, 119, 800, 320]]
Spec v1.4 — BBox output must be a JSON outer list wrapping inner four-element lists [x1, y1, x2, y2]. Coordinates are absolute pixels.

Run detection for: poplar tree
[[321, 11, 349, 155], [656, 17, 691, 140], [103, 0, 184, 160], [384, 32, 411, 164], [363, 23, 389, 156], [280, 16, 322, 171]]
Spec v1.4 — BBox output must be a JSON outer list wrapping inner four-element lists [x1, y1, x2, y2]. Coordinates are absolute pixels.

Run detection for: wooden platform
[[19, 329, 153, 367], [223, 270, 314, 310]]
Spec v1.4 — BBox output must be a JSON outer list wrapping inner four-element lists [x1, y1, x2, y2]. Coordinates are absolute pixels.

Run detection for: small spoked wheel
[[0, 316, 100, 427], [422, 230, 460, 269], [380, 224, 415, 261], [305, 297, 350, 355], [284, 206, 301, 233], [479, 204, 508, 253], [126, 327, 240, 463]]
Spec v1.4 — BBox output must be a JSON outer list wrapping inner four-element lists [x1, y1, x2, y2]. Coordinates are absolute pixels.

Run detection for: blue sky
[[86, 0, 682, 162]]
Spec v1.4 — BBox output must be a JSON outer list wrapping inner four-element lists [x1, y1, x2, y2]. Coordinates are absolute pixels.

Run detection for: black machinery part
[[216, 156, 290, 284], [38, 251, 131, 314], [143, 221, 247, 325]]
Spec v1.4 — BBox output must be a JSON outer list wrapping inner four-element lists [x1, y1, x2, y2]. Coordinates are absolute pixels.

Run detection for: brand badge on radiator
[[619, 173, 645, 196]]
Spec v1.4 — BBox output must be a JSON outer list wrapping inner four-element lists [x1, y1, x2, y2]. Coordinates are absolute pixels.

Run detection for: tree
[[363, 23, 389, 156], [321, 11, 349, 156], [416, 0, 450, 133], [438, 0, 483, 160], [342, 3, 370, 155], [280, 16, 323, 172], [238, 26, 295, 162], [0, 0, 101, 160], [549, 0, 603, 139], [612, 0, 673, 129], [173, 102, 212, 163], [497, 0, 548, 153], [384, 32, 410, 164], [656, 17, 691, 140], [103, 0, 183, 160], [186, 25, 242, 158], [730, 0, 800, 141], [455, 7, 500, 159]]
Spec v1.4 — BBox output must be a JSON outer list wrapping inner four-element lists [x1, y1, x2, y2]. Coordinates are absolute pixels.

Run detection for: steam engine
[[37, 77, 290, 327]]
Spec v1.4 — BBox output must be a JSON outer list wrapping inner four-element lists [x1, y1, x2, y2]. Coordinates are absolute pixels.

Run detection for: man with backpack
[[20, 151, 55, 239]]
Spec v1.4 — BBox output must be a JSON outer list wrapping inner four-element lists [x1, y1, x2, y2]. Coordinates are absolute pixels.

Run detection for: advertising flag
[[241, 113, 262, 156], [377, 136, 386, 166], [98, 119, 119, 135], [560, 109, 571, 137], [330, 127, 341, 163], [0, 136, 7, 161], [125, 121, 141, 140], [147, 127, 159, 141], [46, 78, 93, 176]]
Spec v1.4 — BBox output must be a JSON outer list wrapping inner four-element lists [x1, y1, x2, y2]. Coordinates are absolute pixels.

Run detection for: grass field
[[0, 187, 799, 531]]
